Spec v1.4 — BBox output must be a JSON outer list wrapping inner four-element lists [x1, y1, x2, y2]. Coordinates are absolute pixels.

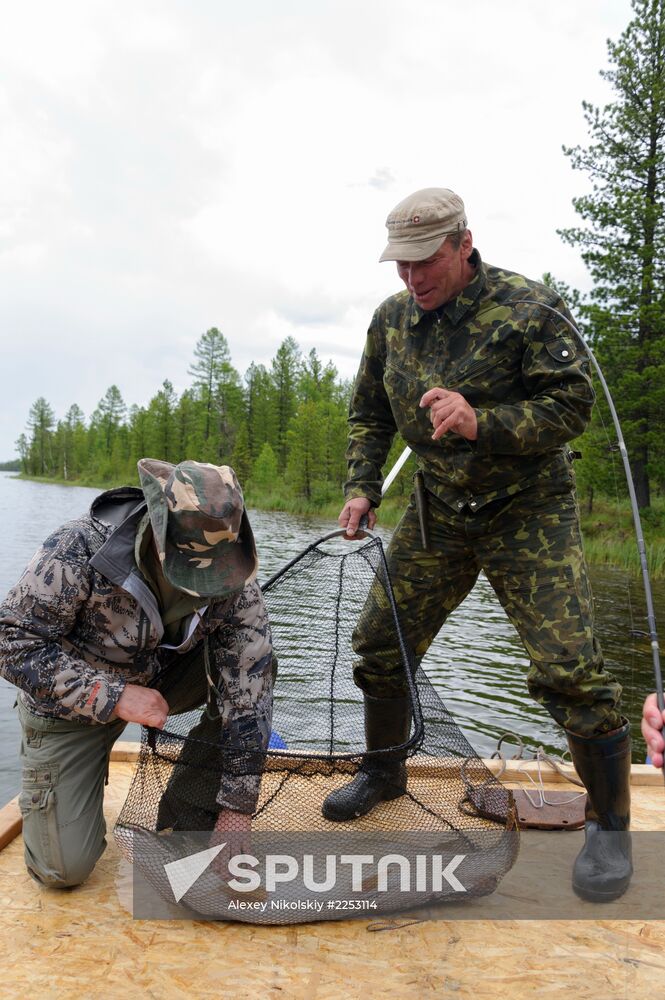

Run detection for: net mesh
[[115, 533, 519, 922]]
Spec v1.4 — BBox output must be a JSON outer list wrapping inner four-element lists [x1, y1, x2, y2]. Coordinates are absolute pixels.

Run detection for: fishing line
[[591, 383, 639, 731], [514, 299, 663, 781]]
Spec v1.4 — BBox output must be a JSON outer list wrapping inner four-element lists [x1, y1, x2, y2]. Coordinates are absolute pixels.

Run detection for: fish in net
[[114, 531, 519, 922]]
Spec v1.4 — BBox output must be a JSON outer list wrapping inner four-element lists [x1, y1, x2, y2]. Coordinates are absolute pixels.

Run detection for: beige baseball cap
[[379, 187, 467, 262]]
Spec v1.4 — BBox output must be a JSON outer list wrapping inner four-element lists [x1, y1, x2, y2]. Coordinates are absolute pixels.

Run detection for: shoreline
[[10, 472, 665, 579]]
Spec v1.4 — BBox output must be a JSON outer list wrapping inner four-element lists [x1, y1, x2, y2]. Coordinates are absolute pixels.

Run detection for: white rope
[[490, 733, 586, 809]]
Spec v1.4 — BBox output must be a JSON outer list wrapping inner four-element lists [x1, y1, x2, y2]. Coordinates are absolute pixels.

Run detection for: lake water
[[0, 470, 660, 803]]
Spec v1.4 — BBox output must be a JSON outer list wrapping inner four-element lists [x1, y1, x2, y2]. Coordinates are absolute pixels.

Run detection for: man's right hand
[[338, 497, 376, 538], [111, 684, 169, 728]]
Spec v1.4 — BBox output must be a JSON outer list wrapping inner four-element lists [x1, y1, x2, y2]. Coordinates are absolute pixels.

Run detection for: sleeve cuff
[[216, 776, 260, 814], [343, 487, 381, 508], [74, 673, 128, 723]]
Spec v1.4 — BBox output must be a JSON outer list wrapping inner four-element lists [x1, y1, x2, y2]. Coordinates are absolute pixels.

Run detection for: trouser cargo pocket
[[19, 763, 66, 886], [16, 700, 123, 888]]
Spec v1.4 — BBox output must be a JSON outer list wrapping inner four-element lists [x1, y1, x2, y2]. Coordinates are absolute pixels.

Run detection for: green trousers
[[17, 644, 216, 889], [353, 480, 623, 737]]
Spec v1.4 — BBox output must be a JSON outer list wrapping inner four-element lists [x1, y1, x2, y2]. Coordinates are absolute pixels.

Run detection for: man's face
[[396, 231, 474, 311]]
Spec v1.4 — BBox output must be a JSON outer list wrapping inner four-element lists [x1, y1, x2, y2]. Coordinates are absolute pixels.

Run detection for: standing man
[[0, 459, 273, 888], [322, 187, 631, 904]]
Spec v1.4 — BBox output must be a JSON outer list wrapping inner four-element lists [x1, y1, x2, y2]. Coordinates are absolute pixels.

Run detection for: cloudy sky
[[1, 0, 634, 458]]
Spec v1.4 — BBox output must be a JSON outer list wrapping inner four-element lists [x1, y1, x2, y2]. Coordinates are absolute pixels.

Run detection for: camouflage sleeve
[[344, 310, 397, 507], [0, 525, 127, 723], [474, 298, 595, 455], [205, 580, 273, 813]]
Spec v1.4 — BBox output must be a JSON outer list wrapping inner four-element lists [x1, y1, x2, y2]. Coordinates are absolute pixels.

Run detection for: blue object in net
[[268, 730, 287, 750]]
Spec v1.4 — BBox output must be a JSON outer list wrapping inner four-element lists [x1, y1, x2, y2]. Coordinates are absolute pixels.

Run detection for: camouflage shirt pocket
[[544, 339, 576, 364], [451, 355, 513, 406], [383, 362, 431, 438]]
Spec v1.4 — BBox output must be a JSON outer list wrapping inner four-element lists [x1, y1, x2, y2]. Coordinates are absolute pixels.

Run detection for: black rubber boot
[[566, 720, 632, 903], [322, 694, 411, 822]]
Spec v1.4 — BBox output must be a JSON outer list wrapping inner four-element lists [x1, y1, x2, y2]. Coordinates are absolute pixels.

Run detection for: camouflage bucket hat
[[379, 187, 467, 262], [137, 459, 258, 599]]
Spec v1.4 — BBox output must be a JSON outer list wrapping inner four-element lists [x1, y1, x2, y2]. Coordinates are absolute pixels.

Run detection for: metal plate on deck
[[512, 788, 586, 830]]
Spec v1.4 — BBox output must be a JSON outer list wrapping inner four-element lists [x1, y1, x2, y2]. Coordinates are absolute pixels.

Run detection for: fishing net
[[115, 532, 519, 922]]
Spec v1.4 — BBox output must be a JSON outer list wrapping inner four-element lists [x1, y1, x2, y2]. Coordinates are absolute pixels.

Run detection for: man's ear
[[461, 229, 474, 260]]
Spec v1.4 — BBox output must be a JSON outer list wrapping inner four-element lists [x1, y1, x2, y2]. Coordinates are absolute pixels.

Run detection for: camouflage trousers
[[17, 587, 273, 888], [353, 480, 623, 737]]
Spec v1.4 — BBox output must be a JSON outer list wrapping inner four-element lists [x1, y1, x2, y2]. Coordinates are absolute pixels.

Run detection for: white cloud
[[0, 0, 635, 455]]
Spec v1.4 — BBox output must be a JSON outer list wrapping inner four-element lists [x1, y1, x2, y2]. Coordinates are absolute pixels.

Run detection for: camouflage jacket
[[344, 249, 595, 511], [0, 487, 273, 735]]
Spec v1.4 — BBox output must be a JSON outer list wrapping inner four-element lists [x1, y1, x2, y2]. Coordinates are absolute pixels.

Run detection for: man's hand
[[211, 809, 253, 878], [111, 684, 169, 728], [420, 387, 478, 441], [641, 693, 665, 768], [338, 497, 376, 538]]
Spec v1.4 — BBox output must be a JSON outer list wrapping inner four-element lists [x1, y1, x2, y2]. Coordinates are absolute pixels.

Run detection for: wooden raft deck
[[1, 749, 665, 1000]]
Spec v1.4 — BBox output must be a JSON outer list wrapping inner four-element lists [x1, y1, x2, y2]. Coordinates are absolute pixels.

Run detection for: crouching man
[[0, 459, 273, 888]]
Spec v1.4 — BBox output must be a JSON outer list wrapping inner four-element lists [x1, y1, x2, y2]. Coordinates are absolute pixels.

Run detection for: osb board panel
[[1, 761, 665, 1000], [109, 743, 664, 785]]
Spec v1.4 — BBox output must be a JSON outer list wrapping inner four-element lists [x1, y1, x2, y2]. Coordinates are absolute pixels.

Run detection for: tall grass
[[580, 495, 665, 579], [581, 537, 665, 579]]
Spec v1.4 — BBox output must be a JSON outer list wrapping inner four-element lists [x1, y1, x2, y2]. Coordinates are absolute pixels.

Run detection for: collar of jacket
[[408, 247, 486, 330], [87, 486, 165, 640]]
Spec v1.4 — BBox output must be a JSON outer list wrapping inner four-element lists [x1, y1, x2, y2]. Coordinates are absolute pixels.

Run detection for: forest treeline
[[15, 329, 383, 507], [15, 326, 420, 515], [11, 316, 665, 582]]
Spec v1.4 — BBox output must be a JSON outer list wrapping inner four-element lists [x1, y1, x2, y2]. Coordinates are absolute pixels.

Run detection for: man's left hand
[[642, 693, 665, 768], [420, 387, 478, 441], [210, 808, 253, 877]]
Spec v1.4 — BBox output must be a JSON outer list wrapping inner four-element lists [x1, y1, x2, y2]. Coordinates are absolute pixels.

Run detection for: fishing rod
[[378, 301, 663, 779], [514, 299, 663, 744]]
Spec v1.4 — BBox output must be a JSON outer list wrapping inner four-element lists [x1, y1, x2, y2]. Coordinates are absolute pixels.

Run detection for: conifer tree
[[270, 337, 301, 471], [287, 400, 324, 499], [15, 433, 29, 473], [230, 423, 252, 484], [27, 397, 55, 475], [251, 442, 279, 493], [245, 363, 274, 459], [92, 386, 127, 458], [58, 404, 86, 480], [128, 405, 149, 472], [559, 0, 665, 507], [188, 327, 232, 444], [174, 389, 203, 462], [146, 380, 178, 462]]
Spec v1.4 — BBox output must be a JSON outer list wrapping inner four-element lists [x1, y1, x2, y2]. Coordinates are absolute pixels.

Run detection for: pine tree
[[174, 389, 203, 462], [27, 397, 55, 475], [128, 405, 149, 472], [58, 404, 86, 480], [188, 327, 231, 444], [559, 0, 665, 507], [92, 386, 127, 458], [146, 380, 178, 462], [251, 442, 279, 493], [230, 423, 252, 484], [270, 337, 301, 471], [286, 400, 324, 499], [245, 363, 274, 459], [15, 433, 29, 473]]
